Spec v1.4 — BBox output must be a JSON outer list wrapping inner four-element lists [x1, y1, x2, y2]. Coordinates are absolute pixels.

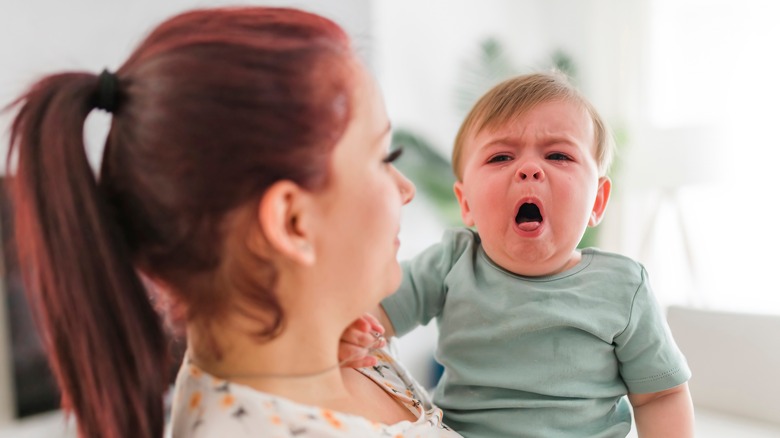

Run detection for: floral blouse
[[170, 347, 461, 437]]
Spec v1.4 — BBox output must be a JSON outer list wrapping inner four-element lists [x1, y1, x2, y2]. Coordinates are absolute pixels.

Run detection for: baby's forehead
[[471, 101, 593, 141]]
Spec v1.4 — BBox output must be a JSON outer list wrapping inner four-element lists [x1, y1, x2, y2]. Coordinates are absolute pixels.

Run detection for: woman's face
[[310, 62, 415, 314]]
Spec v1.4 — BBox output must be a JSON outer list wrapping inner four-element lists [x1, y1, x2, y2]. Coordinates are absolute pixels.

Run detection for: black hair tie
[[95, 69, 120, 113]]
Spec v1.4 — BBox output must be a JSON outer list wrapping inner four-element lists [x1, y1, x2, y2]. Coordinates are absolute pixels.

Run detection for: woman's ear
[[254, 180, 316, 266]]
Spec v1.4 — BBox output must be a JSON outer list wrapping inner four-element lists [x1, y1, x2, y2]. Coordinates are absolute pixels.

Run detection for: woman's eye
[[487, 154, 512, 163], [383, 147, 403, 164], [547, 152, 571, 161]]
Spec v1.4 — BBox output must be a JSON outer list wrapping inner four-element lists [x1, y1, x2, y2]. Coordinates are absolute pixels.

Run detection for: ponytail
[[6, 72, 169, 438]]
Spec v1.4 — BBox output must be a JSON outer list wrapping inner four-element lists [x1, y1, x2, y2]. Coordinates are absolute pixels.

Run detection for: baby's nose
[[517, 162, 545, 181]]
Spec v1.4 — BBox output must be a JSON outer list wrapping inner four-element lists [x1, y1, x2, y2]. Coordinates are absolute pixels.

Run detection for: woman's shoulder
[[169, 352, 461, 437], [169, 361, 294, 437]]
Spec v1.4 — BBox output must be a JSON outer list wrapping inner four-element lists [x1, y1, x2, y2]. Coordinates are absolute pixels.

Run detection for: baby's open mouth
[[515, 203, 543, 231]]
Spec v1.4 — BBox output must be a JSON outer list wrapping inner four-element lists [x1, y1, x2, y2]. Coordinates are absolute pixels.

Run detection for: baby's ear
[[453, 181, 475, 227], [588, 176, 612, 227]]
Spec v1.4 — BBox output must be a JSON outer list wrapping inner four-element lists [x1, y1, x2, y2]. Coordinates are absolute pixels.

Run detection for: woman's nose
[[397, 169, 416, 205]]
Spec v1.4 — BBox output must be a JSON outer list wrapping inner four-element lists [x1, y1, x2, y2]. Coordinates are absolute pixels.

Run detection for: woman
[[5, 7, 461, 438]]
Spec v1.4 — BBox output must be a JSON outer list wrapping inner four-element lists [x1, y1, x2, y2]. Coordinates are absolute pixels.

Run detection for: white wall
[[375, 0, 567, 158], [0, 0, 373, 172], [619, 0, 780, 314], [373, 0, 648, 155]]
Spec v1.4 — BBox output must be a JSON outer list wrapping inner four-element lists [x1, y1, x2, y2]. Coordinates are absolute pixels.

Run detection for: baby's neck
[[497, 248, 583, 278], [543, 249, 582, 276]]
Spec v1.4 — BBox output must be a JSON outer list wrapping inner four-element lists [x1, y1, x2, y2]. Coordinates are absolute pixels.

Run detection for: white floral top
[[170, 347, 460, 437]]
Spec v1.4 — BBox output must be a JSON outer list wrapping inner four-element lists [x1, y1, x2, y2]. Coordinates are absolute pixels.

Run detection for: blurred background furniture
[[625, 125, 725, 308], [664, 305, 780, 437]]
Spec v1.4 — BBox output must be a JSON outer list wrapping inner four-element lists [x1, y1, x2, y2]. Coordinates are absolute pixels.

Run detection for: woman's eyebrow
[[377, 122, 392, 141]]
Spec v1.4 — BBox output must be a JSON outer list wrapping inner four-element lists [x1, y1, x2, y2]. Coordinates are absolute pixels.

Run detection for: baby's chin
[[488, 241, 577, 277]]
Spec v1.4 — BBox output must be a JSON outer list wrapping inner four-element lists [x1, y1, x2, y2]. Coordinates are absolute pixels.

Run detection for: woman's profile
[[5, 6, 461, 438]]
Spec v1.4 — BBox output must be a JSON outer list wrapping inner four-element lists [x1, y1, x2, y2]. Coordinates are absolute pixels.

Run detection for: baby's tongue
[[518, 221, 541, 232]]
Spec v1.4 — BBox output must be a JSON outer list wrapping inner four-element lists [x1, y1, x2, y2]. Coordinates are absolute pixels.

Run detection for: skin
[[453, 99, 611, 277], [364, 99, 694, 436], [187, 60, 419, 425]]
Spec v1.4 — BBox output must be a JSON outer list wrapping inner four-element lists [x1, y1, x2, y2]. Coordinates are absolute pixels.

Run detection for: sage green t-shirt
[[382, 228, 691, 438]]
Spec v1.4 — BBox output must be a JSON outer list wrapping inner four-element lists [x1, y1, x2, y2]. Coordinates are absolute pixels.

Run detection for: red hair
[[5, 7, 353, 438]]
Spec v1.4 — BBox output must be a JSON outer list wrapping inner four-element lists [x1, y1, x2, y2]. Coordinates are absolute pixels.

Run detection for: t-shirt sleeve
[[381, 229, 463, 337], [614, 266, 692, 394]]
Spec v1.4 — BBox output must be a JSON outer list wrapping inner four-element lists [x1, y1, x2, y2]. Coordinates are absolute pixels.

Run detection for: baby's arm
[[629, 382, 694, 437], [340, 231, 464, 366]]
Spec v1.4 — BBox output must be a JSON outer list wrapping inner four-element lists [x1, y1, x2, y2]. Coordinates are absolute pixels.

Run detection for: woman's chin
[[386, 266, 403, 293]]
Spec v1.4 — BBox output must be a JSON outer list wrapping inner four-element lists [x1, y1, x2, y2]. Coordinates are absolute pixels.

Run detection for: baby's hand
[[338, 313, 386, 368]]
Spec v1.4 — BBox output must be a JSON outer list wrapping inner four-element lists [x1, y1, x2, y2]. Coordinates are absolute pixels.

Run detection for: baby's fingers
[[341, 324, 376, 348], [361, 312, 385, 337], [339, 314, 387, 368], [338, 341, 378, 368]]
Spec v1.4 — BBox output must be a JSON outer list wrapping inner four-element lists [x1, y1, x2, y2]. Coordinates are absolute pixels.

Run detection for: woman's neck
[[186, 317, 352, 404]]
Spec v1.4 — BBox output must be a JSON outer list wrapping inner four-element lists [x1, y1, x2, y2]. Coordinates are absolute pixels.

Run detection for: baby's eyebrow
[[480, 137, 519, 148], [541, 133, 579, 145]]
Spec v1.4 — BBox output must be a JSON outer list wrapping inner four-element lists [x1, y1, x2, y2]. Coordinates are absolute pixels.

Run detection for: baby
[[350, 72, 694, 438]]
